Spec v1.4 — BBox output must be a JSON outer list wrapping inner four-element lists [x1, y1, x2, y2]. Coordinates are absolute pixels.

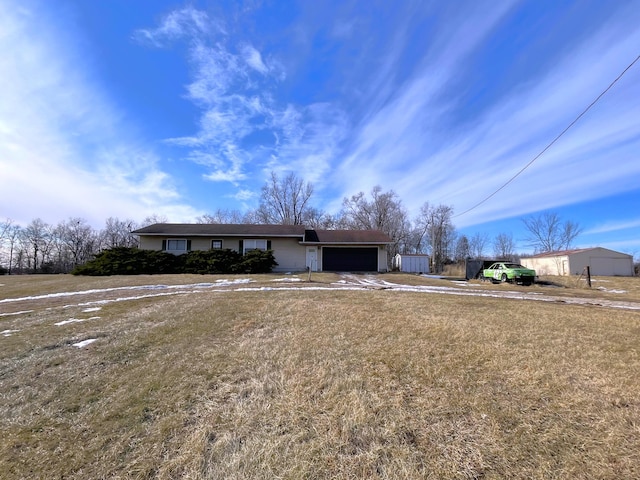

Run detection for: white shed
[[520, 247, 633, 276], [393, 254, 430, 273]]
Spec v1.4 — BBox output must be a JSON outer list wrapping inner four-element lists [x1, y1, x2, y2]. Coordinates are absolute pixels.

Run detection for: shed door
[[322, 247, 378, 272]]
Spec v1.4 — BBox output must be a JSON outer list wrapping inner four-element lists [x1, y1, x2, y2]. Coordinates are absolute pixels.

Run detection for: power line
[[454, 53, 640, 219]]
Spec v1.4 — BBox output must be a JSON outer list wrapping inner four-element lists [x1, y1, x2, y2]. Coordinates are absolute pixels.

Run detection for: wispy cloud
[[0, 1, 198, 226], [231, 189, 257, 202], [584, 219, 640, 236], [241, 44, 269, 74], [267, 103, 349, 186], [138, 7, 286, 187], [133, 7, 218, 46], [331, 2, 640, 227]]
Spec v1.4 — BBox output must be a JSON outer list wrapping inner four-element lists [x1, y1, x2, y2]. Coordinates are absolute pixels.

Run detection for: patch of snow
[[82, 307, 102, 312], [215, 279, 253, 286], [72, 339, 97, 348], [2, 329, 19, 336], [75, 291, 190, 307], [272, 277, 302, 282], [55, 316, 100, 326], [0, 310, 34, 317], [55, 318, 85, 326], [597, 287, 627, 294], [0, 282, 224, 305], [235, 286, 367, 293]]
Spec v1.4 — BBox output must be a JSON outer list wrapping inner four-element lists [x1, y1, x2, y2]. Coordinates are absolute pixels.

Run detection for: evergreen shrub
[[72, 247, 278, 275]]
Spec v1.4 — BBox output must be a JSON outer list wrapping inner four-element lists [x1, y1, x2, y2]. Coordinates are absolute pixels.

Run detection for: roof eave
[[135, 232, 305, 238], [300, 241, 392, 245]]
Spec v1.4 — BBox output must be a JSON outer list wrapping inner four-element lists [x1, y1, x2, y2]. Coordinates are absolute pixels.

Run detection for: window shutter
[[162, 239, 166, 251], [187, 240, 192, 251], [267, 240, 272, 250], [239, 240, 243, 254]]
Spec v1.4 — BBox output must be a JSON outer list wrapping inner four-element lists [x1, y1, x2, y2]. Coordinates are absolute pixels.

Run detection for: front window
[[211, 240, 223, 250], [166, 239, 187, 252], [243, 239, 267, 254]]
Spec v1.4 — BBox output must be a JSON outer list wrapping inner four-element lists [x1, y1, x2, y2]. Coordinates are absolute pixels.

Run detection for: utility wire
[[454, 53, 640, 219]]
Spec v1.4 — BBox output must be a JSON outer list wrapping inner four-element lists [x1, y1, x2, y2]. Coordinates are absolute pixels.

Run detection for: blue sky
[[1, 0, 639, 257]]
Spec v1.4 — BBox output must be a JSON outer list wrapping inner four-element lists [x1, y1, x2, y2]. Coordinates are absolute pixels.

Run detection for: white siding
[[394, 254, 430, 273], [521, 257, 567, 276], [269, 238, 306, 272]]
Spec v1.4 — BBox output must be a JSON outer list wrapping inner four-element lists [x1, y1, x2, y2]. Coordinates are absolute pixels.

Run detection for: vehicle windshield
[[504, 263, 525, 268]]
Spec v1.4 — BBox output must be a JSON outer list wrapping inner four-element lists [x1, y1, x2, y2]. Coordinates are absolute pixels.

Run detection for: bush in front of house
[[71, 247, 179, 276], [180, 249, 242, 274], [236, 249, 278, 274], [72, 247, 278, 275]]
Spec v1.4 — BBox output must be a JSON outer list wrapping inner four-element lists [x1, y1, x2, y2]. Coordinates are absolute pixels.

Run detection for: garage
[[322, 247, 379, 272]]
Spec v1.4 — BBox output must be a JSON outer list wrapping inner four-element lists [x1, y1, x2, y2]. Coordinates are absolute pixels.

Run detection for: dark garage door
[[322, 247, 378, 272]]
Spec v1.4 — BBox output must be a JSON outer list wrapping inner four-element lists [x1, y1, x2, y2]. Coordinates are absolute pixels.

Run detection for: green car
[[482, 262, 536, 285]]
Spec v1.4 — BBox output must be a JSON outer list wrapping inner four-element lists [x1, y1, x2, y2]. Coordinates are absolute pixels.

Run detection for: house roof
[[524, 247, 631, 259], [303, 229, 392, 244], [132, 223, 393, 244], [132, 223, 306, 237]]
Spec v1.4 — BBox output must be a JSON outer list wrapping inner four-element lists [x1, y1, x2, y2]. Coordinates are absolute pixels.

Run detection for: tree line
[[0, 172, 583, 274]]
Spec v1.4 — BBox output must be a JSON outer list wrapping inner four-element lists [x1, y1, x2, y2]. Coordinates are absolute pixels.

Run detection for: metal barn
[[520, 247, 633, 276]]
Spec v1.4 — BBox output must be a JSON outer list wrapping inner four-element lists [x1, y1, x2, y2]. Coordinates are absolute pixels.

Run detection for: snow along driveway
[[1, 274, 640, 317]]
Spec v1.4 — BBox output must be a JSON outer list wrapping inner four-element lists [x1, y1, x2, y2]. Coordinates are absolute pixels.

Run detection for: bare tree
[[0, 218, 12, 271], [256, 172, 314, 225], [5, 224, 21, 274], [99, 217, 138, 250], [341, 186, 411, 260], [0, 219, 17, 273], [20, 218, 53, 272], [54, 218, 97, 271], [469, 232, 489, 258], [299, 208, 347, 230], [413, 203, 455, 273], [522, 212, 582, 253], [197, 209, 248, 224], [0, 218, 12, 241], [141, 214, 169, 226], [493, 233, 516, 260], [454, 235, 470, 261]]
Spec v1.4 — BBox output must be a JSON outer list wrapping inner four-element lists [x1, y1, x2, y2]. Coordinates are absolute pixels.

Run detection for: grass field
[[1, 273, 639, 479]]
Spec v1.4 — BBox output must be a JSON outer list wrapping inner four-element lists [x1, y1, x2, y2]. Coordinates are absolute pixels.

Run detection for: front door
[[306, 247, 318, 272]]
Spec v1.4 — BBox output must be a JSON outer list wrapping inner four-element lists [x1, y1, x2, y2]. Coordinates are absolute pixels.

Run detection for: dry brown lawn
[[1, 273, 639, 479]]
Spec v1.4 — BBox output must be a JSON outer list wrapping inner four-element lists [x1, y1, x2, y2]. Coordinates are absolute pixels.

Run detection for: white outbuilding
[[520, 247, 633, 276], [393, 254, 430, 273]]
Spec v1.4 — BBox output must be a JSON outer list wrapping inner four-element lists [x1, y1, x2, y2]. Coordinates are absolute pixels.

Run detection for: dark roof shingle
[[132, 223, 306, 237], [308, 229, 392, 244], [132, 224, 392, 244]]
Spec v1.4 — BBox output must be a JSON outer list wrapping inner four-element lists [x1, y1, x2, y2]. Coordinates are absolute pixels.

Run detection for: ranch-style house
[[132, 223, 393, 273]]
